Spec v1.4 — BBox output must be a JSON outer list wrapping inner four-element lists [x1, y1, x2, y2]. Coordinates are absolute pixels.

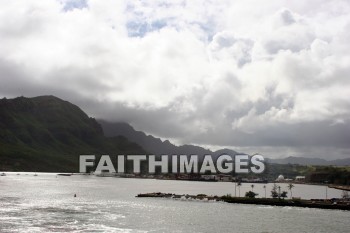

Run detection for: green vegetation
[[0, 96, 147, 172], [307, 166, 350, 185], [263, 163, 311, 180], [1, 95, 349, 182], [247, 163, 350, 185], [245, 191, 258, 198], [134, 192, 347, 210], [287, 183, 294, 198], [270, 183, 288, 199]]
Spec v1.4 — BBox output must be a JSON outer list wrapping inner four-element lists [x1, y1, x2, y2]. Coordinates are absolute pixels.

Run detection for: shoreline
[[328, 185, 350, 191], [2, 171, 350, 192], [136, 192, 350, 211]]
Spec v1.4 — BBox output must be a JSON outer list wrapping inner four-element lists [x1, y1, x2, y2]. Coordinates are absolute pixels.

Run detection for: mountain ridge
[[98, 120, 240, 160], [268, 156, 350, 166], [1, 95, 349, 172], [0, 96, 147, 172], [99, 121, 350, 166]]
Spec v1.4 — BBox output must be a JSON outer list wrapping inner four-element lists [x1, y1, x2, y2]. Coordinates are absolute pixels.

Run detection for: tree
[[234, 182, 237, 197], [287, 183, 294, 199], [251, 184, 255, 192], [278, 186, 281, 199], [280, 191, 288, 199], [237, 182, 242, 197], [271, 184, 288, 199], [263, 185, 267, 198], [245, 191, 258, 198], [271, 183, 279, 198]]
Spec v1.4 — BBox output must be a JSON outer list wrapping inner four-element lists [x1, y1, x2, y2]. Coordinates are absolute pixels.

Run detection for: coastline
[[328, 185, 350, 191], [137, 192, 350, 211]]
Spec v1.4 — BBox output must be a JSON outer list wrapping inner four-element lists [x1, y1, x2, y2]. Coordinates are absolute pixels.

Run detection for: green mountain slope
[[0, 96, 146, 172]]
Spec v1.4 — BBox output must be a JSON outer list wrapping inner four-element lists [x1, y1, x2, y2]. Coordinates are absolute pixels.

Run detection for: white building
[[295, 176, 306, 182], [276, 174, 285, 182]]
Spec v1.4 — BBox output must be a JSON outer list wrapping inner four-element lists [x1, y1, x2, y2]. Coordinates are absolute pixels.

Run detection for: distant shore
[[328, 185, 350, 191], [137, 192, 350, 211]]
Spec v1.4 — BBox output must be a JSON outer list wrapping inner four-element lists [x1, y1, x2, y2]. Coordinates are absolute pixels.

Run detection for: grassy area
[[0, 96, 147, 172]]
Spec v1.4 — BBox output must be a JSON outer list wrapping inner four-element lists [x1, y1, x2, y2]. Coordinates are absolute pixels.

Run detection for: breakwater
[[136, 192, 350, 211]]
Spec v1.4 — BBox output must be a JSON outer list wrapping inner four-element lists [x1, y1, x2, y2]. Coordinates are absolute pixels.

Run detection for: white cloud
[[1, 0, 350, 158]]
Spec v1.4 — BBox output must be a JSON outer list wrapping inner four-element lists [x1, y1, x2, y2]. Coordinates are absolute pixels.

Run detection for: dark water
[[0, 173, 349, 232]]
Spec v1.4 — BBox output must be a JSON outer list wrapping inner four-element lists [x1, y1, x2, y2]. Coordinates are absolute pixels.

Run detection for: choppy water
[[0, 173, 349, 233]]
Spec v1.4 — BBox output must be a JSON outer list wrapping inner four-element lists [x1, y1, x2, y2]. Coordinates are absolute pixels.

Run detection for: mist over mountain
[[99, 120, 241, 160], [268, 157, 350, 166], [99, 120, 350, 166], [0, 96, 146, 172], [1, 95, 349, 172]]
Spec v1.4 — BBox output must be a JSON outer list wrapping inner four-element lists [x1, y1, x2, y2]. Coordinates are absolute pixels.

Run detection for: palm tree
[[271, 183, 279, 198], [251, 184, 255, 192], [263, 185, 266, 198], [278, 186, 281, 199], [237, 182, 242, 197], [287, 183, 294, 199], [234, 182, 237, 197]]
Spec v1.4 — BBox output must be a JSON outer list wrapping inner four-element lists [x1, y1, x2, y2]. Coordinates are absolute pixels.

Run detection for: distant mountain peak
[[0, 96, 146, 172], [98, 120, 240, 158], [268, 156, 350, 166]]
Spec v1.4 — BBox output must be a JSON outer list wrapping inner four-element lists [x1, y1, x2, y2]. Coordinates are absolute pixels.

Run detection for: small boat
[[0, 172, 6, 176], [34, 173, 38, 176]]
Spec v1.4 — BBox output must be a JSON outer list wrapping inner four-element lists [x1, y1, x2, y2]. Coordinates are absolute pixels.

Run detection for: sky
[[0, 0, 350, 159]]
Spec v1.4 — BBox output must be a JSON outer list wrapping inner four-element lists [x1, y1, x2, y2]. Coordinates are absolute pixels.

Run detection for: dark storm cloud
[[1, 0, 350, 159]]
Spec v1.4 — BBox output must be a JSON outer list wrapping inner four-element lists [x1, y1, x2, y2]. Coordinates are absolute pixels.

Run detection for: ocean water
[[0, 173, 349, 233]]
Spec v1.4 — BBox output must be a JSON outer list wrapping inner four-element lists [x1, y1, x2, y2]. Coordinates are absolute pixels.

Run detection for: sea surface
[[0, 172, 349, 233]]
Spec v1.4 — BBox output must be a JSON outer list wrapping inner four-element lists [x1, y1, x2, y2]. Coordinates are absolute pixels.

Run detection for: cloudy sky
[[1, 0, 350, 159]]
